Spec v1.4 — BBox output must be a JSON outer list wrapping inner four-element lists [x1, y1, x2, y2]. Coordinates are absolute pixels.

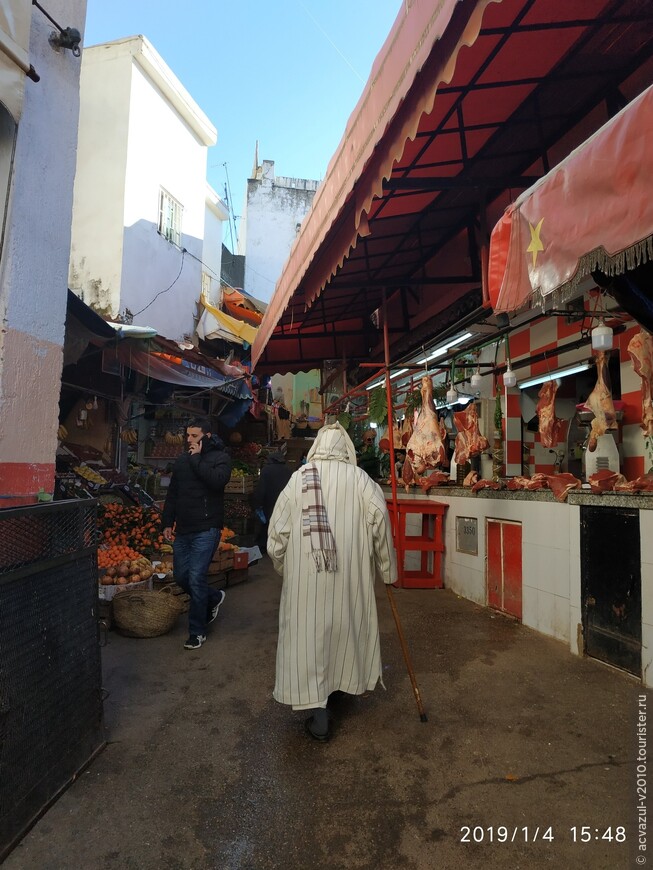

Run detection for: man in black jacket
[[162, 419, 232, 649]]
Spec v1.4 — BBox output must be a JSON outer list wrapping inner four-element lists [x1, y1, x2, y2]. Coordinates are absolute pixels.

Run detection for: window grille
[[158, 188, 183, 246]]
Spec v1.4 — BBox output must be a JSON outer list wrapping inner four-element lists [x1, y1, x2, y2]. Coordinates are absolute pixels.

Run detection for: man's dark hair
[[188, 418, 212, 434]]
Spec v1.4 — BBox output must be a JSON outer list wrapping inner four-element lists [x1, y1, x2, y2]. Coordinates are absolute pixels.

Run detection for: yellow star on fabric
[[527, 218, 544, 268]]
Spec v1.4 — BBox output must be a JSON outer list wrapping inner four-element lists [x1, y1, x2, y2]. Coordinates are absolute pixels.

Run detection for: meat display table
[[386, 498, 448, 589]]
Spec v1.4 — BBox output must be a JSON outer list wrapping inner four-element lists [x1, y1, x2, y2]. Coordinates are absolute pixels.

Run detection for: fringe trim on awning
[[515, 235, 653, 315]]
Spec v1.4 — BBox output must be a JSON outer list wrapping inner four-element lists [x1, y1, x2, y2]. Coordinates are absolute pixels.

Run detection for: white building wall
[[0, 0, 87, 502], [120, 61, 210, 338], [202, 186, 228, 307], [69, 36, 216, 340], [69, 43, 130, 317], [241, 160, 318, 304]]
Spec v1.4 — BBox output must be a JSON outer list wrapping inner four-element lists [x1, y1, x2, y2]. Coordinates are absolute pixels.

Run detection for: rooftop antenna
[[223, 162, 239, 252]]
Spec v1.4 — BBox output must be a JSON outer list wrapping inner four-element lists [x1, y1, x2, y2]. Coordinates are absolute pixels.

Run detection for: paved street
[[5, 559, 646, 870]]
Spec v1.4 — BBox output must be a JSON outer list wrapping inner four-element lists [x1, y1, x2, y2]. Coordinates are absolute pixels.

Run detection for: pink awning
[[489, 83, 653, 313]]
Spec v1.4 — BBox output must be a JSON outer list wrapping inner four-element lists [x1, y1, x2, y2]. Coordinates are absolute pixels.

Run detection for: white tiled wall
[[393, 491, 652, 687], [437, 493, 577, 644], [640, 512, 653, 687], [410, 495, 580, 638]]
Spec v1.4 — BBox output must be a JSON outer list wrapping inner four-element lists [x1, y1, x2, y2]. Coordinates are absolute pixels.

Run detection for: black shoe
[[207, 589, 226, 625], [184, 634, 206, 650], [304, 716, 330, 742]]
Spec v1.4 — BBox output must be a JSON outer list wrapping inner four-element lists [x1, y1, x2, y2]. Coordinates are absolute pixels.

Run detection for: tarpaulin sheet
[[116, 345, 250, 399], [197, 298, 258, 346]]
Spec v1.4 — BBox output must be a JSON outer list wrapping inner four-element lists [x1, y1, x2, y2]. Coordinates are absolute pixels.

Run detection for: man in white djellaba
[[267, 422, 398, 741]]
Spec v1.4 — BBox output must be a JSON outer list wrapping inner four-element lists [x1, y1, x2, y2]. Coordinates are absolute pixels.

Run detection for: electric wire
[[132, 250, 186, 317]]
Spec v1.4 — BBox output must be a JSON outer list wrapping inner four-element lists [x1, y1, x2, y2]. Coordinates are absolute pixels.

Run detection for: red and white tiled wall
[[493, 306, 646, 481]]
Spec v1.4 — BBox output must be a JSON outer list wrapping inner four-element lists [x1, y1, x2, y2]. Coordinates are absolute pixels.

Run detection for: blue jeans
[[173, 528, 222, 637]]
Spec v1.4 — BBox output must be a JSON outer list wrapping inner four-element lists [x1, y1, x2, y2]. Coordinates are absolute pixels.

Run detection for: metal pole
[[382, 288, 399, 529], [385, 585, 428, 722]]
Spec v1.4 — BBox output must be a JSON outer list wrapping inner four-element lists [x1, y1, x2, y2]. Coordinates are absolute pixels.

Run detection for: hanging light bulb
[[447, 360, 458, 404], [502, 334, 517, 387], [591, 317, 613, 351], [471, 368, 482, 388]]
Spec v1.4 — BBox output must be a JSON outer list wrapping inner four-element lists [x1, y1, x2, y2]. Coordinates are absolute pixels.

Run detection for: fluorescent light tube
[[416, 332, 473, 364], [365, 367, 409, 391], [518, 361, 591, 390]]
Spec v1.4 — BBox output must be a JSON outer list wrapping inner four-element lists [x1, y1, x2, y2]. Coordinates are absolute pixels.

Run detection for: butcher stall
[[250, 0, 653, 687]]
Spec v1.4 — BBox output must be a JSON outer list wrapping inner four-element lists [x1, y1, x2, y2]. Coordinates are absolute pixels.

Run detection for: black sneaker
[[184, 634, 206, 650], [207, 589, 226, 625]]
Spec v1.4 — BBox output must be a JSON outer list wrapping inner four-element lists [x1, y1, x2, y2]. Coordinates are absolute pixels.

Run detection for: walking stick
[[386, 585, 428, 722]]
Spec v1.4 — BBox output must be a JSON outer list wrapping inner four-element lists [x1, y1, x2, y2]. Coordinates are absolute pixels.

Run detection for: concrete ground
[[5, 558, 647, 870]]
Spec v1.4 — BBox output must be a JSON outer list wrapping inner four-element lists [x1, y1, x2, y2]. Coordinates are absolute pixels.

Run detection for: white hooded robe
[[268, 423, 398, 710]]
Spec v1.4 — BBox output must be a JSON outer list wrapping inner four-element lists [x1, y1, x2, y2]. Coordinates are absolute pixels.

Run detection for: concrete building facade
[[239, 158, 318, 304], [0, 0, 87, 505], [69, 36, 226, 340]]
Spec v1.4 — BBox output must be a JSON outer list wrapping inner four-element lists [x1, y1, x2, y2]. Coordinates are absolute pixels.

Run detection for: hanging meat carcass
[[378, 423, 403, 453], [400, 414, 413, 446], [404, 376, 446, 476], [627, 329, 653, 437], [453, 402, 488, 465], [583, 351, 618, 452], [536, 381, 564, 448]]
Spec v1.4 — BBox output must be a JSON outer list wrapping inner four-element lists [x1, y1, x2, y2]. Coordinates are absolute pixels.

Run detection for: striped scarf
[[301, 464, 337, 572]]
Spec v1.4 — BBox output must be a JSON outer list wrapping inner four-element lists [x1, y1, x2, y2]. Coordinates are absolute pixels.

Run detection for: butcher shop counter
[[381, 483, 653, 510]]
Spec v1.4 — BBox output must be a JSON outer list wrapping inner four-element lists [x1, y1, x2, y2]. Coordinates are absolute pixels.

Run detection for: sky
[[83, 0, 402, 252]]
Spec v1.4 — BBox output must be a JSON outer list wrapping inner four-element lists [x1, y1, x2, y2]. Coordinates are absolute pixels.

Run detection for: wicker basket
[[112, 584, 185, 638]]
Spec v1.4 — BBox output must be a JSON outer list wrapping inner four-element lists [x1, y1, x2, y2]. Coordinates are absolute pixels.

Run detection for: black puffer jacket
[[162, 435, 232, 535], [251, 452, 293, 522]]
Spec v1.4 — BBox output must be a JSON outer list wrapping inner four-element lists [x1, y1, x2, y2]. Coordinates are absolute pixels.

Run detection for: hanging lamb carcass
[[536, 381, 564, 448], [403, 376, 446, 488], [627, 329, 653, 437], [453, 402, 488, 465], [582, 351, 618, 452]]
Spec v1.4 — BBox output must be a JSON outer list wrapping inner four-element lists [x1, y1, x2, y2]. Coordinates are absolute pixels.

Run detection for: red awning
[[489, 83, 653, 313], [253, 0, 653, 374], [253, 0, 494, 369]]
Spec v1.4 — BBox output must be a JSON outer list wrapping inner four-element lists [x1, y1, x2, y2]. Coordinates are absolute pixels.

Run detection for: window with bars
[[158, 188, 183, 245]]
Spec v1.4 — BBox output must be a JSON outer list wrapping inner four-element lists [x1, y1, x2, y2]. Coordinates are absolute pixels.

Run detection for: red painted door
[[486, 520, 503, 610], [502, 522, 522, 620], [486, 519, 522, 620]]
